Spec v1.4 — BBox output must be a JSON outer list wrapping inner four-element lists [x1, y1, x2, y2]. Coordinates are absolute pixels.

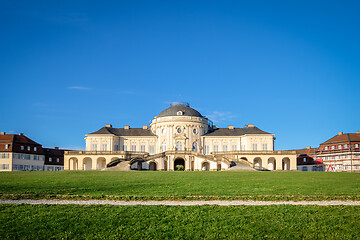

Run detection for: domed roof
[[157, 102, 203, 118]]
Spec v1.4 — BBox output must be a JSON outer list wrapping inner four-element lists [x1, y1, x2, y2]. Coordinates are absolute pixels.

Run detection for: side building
[[0, 132, 65, 171], [65, 102, 297, 171], [295, 146, 324, 171], [315, 132, 360, 172]]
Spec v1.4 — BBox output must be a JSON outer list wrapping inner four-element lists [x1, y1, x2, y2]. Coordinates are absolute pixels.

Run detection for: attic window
[[5, 144, 9, 150], [177, 111, 183, 115]]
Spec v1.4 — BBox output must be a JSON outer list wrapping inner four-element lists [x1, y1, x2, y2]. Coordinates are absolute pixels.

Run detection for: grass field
[[0, 171, 359, 200], [1, 204, 359, 239]]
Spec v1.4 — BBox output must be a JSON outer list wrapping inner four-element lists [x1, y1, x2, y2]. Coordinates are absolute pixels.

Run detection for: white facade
[[65, 102, 296, 171]]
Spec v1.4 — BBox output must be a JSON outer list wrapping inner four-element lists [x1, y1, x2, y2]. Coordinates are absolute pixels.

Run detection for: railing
[[316, 148, 360, 155], [65, 150, 149, 155], [212, 150, 297, 155]]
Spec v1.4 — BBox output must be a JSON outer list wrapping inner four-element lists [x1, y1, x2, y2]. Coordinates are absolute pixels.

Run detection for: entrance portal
[[174, 158, 185, 171]]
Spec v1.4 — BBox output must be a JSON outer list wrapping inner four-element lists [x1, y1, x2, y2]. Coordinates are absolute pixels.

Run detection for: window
[[92, 144, 97, 151], [192, 142, 197, 152], [213, 145, 219, 152], [0, 153, 9, 159], [338, 145, 342, 149], [102, 144, 108, 151], [27, 146, 30, 151], [241, 145, 246, 151], [355, 144, 359, 148], [303, 157, 307, 163], [21, 146, 24, 150], [263, 144, 268, 151], [344, 144, 348, 148], [140, 145, 145, 152], [56, 158, 59, 163], [193, 129, 197, 134], [175, 141, 183, 151], [204, 145, 210, 155], [223, 145, 227, 152], [161, 142, 166, 152], [122, 145, 127, 151], [232, 145, 237, 151], [149, 145, 155, 155], [252, 144, 257, 151], [131, 145, 136, 151], [34, 147, 37, 151], [177, 128, 182, 134], [0, 164, 9, 170], [49, 158, 52, 162], [114, 145, 119, 151], [5, 144, 9, 150], [331, 146, 335, 150], [325, 146, 329, 150], [33, 155, 39, 160]]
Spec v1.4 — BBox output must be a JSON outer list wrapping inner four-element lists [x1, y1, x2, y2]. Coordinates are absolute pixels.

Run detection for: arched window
[[161, 142, 166, 152], [176, 141, 183, 151], [192, 142, 197, 152]]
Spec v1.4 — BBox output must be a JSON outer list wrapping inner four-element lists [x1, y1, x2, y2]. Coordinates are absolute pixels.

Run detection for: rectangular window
[[27, 146, 30, 151], [338, 145, 342, 149], [56, 158, 59, 163], [355, 144, 359, 148], [102, 144, 108, 151], [0, 153, 9, 159], [232, 145, 237, 151], [252, 144, 258, 151], [241, 144, 246, 151], [49, 158, 52, 162], [222, 145, 227, 152], [122, 145, 127, 151], [214, 145, 219, 152], [149, 145, 155, 155], [0, 164, 9, 169], [303, 157, 306, 163], [5, 144, 9, 150], [131, 145, 136, 151], [344, 144, 348, 148], [114, 145, 119, 151], [262, 144, 268, 151], [140, 145, 145, 152], [204, 145, 210, 155], [92, 144, 97, 151], [21, 146, 24, 150], [24, 154, 31, 160], [34, 147, 37, 151]]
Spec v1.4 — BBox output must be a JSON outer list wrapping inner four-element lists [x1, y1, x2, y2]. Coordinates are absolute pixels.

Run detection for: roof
[[0, 134, 41, 145], [157, 103, 203, 118], [204, 126, 271, 137], [294, 147, 318, 156], [320, 133, 360, 145], [89, 127, 156, 137]]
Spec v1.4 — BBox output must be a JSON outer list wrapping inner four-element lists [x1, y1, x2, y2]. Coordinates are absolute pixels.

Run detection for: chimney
[[247, 124, 254, 128], [228, 125, 234, 130], [356, 131, 360, 134], [338, 132, 343, 135], [0, 132, 5, 135], [55, 147, 59, 150], [307, 146, 311, 149], [124, 125, 130, 130], [19, 133, 23, 136], [143, 125, 148, 130], [105, 124, 112, 128]]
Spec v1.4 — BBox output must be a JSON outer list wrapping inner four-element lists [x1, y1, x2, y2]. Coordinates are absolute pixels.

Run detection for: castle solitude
[[64, 102, 296, 171]]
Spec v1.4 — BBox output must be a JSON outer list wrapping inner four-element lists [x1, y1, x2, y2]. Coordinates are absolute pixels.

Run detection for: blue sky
[[1, 0, 359, 150]]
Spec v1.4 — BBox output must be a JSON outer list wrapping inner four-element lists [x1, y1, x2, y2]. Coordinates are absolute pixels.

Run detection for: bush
[[175, 165, 184, 171]]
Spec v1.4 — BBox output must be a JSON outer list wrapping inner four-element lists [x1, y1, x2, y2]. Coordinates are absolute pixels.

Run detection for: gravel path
[[1, 199, 360, 206]]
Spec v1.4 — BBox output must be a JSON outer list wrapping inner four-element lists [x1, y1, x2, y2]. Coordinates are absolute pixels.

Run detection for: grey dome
[[158, 103, 203, 118]]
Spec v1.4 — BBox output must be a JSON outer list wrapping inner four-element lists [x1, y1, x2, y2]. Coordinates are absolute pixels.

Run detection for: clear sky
[[1, 0, 359, 150]]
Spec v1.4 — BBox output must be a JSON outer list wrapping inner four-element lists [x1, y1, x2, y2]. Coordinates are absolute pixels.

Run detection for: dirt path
[[2, 199, 360, 206]]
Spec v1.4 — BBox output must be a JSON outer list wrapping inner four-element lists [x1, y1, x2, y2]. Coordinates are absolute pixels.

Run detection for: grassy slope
[[0, 171, 359, 200], [1, 204, 359, 239]]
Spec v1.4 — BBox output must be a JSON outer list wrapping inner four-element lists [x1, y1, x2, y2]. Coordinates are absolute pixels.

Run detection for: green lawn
[[0, 171, 359, 200], [1, 204, 359, 239]]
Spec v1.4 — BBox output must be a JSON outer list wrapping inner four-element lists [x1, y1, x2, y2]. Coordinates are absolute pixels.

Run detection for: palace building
[[64, 102, 296, 171]]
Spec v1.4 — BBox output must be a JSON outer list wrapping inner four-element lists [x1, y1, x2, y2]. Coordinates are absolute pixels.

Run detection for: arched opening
[[202, 162, 210, 171], [97, 157, 106, 170], [268, 157, 277, 170], [192, 142, 197, 152], [69, 158, 78, 170], [174, 158, 185, 171], [253, 157, 262, 168], [149, 161, 157, 171], [83, 157, 92, 170], [217, 164, 222, 171], [175, 141, 183, 151], [282, 157, 290, 170]]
